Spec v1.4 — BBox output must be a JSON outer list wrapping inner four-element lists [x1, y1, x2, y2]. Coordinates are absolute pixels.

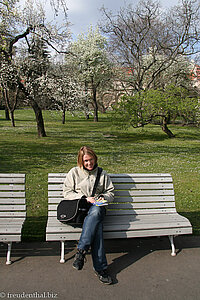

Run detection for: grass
[[0, 108, 200, 240]]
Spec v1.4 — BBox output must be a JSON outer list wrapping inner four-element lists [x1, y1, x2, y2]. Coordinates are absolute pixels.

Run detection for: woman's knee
[[88, 206, 106, 219]]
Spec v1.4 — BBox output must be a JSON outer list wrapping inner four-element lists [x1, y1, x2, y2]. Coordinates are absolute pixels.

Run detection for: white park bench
[[0, 174, 26, 264], [46, 173, 192, 263]]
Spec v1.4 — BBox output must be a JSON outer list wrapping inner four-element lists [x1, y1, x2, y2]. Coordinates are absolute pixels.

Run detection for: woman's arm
[[98, 171, 114, 203], [63, 168, 85, 200]]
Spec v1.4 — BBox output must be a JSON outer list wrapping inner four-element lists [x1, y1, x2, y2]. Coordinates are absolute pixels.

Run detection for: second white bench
[[0, 173, 26, 264]]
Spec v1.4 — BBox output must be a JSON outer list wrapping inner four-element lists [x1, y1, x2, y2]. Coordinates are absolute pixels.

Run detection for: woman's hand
[[86, 197, 96, 204], [87, 196, 105, 203]]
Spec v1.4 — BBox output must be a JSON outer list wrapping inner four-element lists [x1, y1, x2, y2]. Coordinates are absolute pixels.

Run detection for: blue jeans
[[78, 205, 107, 272]]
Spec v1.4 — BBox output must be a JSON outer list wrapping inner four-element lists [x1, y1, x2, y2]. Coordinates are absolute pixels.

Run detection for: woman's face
[[83, 154, 95, 171]]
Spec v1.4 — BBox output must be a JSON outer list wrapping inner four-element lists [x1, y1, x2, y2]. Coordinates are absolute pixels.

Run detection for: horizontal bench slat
[[103, 227, 192, 239], [46, 233, 81, 241], [0, 185, 25, 191], [106, 208, 177, 215], [48, 202, 175, 212], [0, 235, 21, 242], [115, 190, 174, 196], [48, 191, 64, 197], [48, 177, 173, 184], [109, 173, 172, 178], [48, 173, 172, 178], [114, 183, 174, 190], [48, 178, 66, 183], [0, 192, 25, 198], [0, 178, 25, 184], [105, 221, 191, 230], [48, 198, 64, 204], [48, 173, 173, 180], [109, 196, 175, 203], [48, 173, 172, 182], [0, 212, 26, 217], [46, 227, 192, 241], [48, 208, 177, 218], [47, 213, 189, 226], [46, 222, 191, 233], [104, 213, 189, 224], [0, 218, 25, 224], [0, 199, 26, 204], [47, 196, 175, 204], [48, 190, 175, 198], [48, 183, 174, 191], [0, 205, 26, 211], [108, 202, 176, 209], [48, 173, 67, 177], [0, 174, 25, 178], [111, 177, 173, 183], [0, 227, 22, 234]]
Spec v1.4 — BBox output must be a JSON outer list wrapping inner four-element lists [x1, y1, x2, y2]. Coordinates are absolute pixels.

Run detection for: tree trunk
[[17, 80, 47, 137], [5, 108, 10, 120], [84, 81, 90, 120], [92, 87, 98, 122], [62, 107, 66, 124], [161, 116, 175, 138], [31, 101, 47, 137], [10, 110, 15, 127], [2, 86, 19, 127], [85, 113, 89, 120]]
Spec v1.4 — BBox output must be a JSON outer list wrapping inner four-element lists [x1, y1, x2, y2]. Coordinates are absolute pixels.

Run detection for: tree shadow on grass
[[179, 211, 200, 235]]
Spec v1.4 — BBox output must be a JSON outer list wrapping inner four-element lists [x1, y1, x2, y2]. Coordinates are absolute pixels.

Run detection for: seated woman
[[63, 146, 114, 285]]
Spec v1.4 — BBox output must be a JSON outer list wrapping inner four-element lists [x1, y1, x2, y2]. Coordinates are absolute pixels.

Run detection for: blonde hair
[[77, 146, 98, 168]]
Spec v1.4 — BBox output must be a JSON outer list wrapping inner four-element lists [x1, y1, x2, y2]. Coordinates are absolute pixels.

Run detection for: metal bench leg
[[169, 235, 176, 256], [60, 241, 65, 263], [6, 242, 12, 265]]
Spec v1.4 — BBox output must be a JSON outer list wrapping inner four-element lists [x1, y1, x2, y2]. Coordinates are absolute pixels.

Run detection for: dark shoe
[[73, 249, 86, 270], [95, 269, 112, 285]]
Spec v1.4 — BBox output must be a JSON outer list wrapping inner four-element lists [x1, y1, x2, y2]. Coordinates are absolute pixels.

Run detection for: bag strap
[[91, 167, 103, 197]]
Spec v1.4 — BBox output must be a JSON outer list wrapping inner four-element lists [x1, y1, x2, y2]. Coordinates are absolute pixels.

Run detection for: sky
[[65, 0, 181, 39]]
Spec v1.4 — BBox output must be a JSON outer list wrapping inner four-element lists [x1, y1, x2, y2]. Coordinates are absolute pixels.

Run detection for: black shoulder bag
[[57, 167, 103, 225]]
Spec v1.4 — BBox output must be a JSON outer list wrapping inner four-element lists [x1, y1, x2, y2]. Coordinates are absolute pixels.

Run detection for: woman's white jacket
[[63, 166, 114, 203]]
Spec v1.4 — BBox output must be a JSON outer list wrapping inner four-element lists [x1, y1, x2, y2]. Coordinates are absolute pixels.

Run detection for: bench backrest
[[0, 174, 26, 219], [48, 173, 176, 217]]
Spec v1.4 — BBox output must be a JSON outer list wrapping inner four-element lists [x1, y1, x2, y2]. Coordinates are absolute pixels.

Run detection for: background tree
[[0, 0, 70, 136], [0, 0, 20, 123], [101, 0, 200, 92], [101, 0, 200, 136], [20, 38, 52, 136], [67, 27, 114, 122], [0, 60, 20, 126], [40, 62, 89, 124], [113, 85, 199, 137]]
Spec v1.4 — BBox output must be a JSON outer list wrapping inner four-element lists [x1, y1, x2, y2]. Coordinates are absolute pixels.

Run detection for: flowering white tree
[[0, 0, 71, 136], [67, 27, 114, 122], [0, 59, 21, 126], [38, 63, 89, 124]]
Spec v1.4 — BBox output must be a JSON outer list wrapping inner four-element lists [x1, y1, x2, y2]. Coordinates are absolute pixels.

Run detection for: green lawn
[[0, 108, 200, 240]]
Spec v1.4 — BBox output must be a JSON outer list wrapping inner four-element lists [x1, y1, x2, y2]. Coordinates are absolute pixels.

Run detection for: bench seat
[[46, 173, 192, 263], [0, 174, 26, 264]]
